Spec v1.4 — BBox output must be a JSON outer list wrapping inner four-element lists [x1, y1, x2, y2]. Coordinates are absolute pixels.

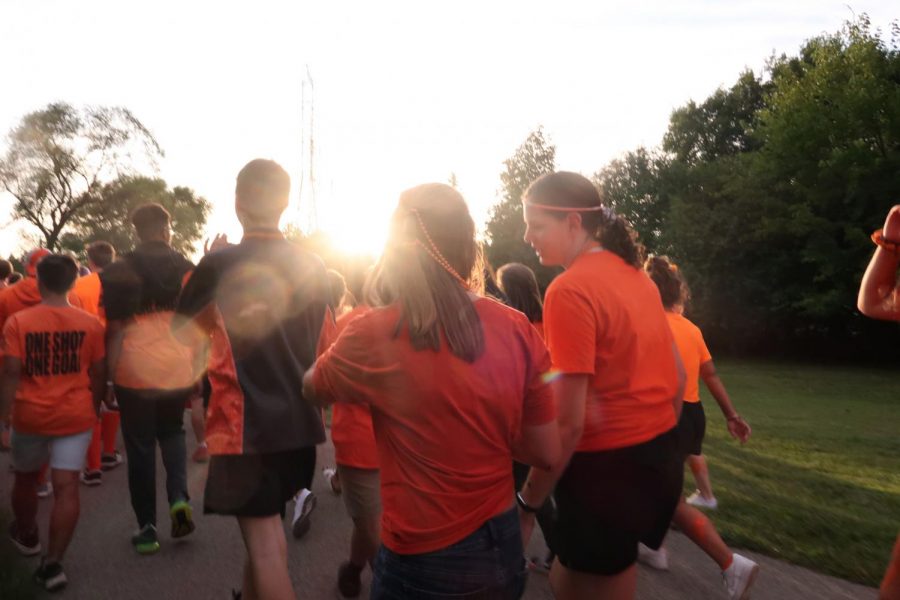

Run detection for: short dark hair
[[8, 272, 22, 284], [0, 260, 12, 280], [86, 241, 115, 269], [235, 159, 291, 221], [36, 254, 79, 295], [131, 203, 171, 241]]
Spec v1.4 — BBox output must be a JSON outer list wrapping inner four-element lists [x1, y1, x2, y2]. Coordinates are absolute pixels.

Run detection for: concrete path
[[0, 421, 878, 599]]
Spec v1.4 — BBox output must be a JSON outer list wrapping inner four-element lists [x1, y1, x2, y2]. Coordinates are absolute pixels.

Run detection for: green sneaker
[[170, 500, 195, 539], [132, 524, 160, 555]]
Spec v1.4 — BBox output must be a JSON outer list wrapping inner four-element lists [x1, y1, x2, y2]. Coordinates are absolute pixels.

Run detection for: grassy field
[[697, 359, 900, 586]]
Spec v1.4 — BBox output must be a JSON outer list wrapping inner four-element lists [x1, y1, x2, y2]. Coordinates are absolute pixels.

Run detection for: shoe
[[686, 490, 718, 510], [80, 470, 102, 486], [723, 553, 759, 600], [9, 521, 41, 556], [170, 500, 196, 539], [33, 559, 67, 592], [36, 482, 53, 499], [323, 467, 341, 495], [337, 561, 363, 598], [132, 524, 160, 555], [100, 451, 123, 471], [291, 489, 317, 539], [638, 543, 669, 571], [192, 444, 210, 463]]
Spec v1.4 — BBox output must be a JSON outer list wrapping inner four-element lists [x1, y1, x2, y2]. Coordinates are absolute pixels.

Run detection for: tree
[[0, 103, 163, 250], [484, 128, 557, 286], [61, 176, 210, 257]]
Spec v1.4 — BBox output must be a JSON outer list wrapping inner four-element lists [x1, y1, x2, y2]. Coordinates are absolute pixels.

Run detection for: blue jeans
[[371, 507, 527, 599]]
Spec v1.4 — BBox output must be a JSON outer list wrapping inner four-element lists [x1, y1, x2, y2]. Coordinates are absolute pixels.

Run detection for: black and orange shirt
[[101, 241, 196, 391], [313, 298, 556, 555], [2, 305, 104, 436], [174, 233, 330, 455], [666, 312, 711, 403], [544, 250, 678, 452]]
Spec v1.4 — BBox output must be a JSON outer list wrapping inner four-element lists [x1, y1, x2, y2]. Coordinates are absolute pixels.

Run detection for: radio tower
[[298, 65, 318, 234]]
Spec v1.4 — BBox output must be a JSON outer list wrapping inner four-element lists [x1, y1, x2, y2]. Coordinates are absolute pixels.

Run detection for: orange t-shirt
[[72, 272, 105, 324], [2, 305, 105, 436], [544, 250, 678, 452], [314, 298, 555, 555], [329, 306, 379, 470], [532, 320, 544, 340], [666, 312, 711, 403]]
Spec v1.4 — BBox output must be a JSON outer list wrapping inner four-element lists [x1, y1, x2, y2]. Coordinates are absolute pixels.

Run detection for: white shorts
[[11, 428, 93, 472]]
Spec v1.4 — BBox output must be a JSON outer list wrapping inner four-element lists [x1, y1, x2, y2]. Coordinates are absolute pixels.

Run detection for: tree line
[[486, 16, 900, 360]]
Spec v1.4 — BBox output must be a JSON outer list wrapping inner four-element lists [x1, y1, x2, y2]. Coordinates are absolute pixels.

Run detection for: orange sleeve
[[696, 326, 712, 364], [544, 287, 597, 375], [522, 322, 556, 427], [2, 316, 21, 359], [313, 313, 384, 406]]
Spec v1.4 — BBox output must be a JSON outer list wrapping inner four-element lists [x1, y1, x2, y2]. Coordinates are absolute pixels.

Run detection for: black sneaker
[[80, 470, 102, 486], [34, 559, 67, 592], [131, 524, 160, 555], [169, 500, 196, 539], [101, 451, 123, 471], [9, 521, 41, 556], [337, 561, 363, 598]]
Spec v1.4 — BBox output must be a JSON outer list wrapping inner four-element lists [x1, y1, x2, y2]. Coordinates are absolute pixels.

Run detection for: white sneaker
[[723, 553, 759, 600], [291, 489, 317, 539], [637, 543, 669, 571], [322, 467, 341, 495], [686, 490, 718, 510], [36, 482, 53, 499]]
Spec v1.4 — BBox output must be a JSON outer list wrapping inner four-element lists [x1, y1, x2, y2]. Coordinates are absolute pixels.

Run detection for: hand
[[883, 205, 900, 241], [727, 415, 751, 444], [103, 386, 119, 411], [204, 234, 231, 255], [518, 507, 536, 546]]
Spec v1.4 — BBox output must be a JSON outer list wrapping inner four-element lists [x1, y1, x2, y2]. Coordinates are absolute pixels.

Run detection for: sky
[[0, 0, 896, 259]]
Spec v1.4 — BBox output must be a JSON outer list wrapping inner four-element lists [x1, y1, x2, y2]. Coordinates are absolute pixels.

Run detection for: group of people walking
[[0, 159, 896, 600]]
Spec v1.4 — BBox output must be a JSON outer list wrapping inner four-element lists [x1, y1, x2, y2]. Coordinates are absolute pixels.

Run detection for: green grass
[[696, 359, 900, 586], [0, 511, 39, 599]]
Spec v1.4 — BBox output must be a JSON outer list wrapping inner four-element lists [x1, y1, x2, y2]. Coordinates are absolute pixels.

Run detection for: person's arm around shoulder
[[858, 205, 900, 321], [699, 360, 750, 443]]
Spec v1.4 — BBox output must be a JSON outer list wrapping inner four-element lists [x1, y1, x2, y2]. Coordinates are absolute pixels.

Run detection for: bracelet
[[515, 491, 541, 514], [871, 229, 900, 254]]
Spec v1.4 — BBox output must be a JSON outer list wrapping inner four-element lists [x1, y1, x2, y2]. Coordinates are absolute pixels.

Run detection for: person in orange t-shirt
[[642, 255, 758, 599], [304, 183, 561, 600], [1, 254, 106, 592], [72, 241, 123, 486], [518, 171, 684, 600], [857, 205, 900, 600]]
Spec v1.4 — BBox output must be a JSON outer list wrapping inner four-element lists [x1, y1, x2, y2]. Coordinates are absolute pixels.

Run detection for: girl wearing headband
[[304, 183, 561, 599]]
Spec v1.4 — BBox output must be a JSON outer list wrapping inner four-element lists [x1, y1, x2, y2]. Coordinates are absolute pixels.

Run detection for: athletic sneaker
[[723, 553, 759, 600], [192, 444, 210, 463], [132, 524, 160, 555], [686, 490, 718, 510], [100, 451, 124, 471], [291, 489, 317, 539], [80, 470, 102, 486], [638, 543, 670, 571], [9, 521, 41, 556], [323, 467, 341, 495], [170, 500, 196, 539], [36, 482, 53, 499], [33, 559, 67, 592], [337, 561, 363, 598]]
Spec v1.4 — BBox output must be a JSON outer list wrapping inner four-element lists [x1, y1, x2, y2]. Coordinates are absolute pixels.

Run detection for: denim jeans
[[117, 386, 190, 528], [371, 507, 527, 599]]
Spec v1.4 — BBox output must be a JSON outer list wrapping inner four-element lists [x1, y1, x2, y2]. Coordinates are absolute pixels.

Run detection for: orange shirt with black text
[[665, 312, 711, 403], [543, 250, 678, 452], [2, 305, 104, 436], [314, 298, 556, 555]]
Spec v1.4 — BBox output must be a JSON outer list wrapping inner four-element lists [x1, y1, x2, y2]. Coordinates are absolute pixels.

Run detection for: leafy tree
[[484, 128, 557, 286], [0, 103, 162, 250], [61, 175, 210, 257]]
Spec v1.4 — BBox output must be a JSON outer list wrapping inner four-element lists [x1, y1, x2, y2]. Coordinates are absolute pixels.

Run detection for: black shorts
[[551, 428, 682, 575], [204, 446, 316, 517], [677, 402, 706, 458]]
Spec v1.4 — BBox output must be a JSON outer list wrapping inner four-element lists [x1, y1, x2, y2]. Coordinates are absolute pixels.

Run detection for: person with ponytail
[[497, 263, 544, 338], [517, 171, 684, 600], [642, 255, 759, 599], [303, 183, 561, 599]]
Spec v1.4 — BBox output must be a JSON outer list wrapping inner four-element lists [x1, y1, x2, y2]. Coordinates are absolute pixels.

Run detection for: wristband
[[872, 229, 900, 254], [516, 491, 541, 514]]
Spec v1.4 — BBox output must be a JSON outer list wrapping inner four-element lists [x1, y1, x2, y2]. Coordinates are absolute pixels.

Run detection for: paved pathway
[[0, 421, 878, 599]]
